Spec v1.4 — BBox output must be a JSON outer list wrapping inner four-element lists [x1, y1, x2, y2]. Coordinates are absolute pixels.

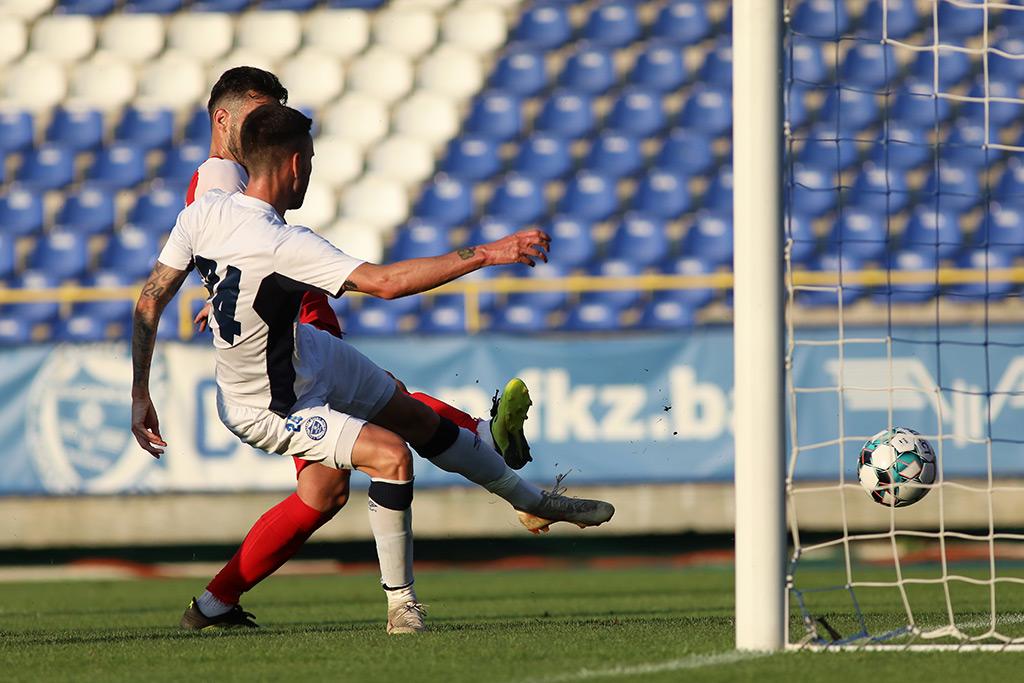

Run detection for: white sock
[[385, 582, 418, 607], [368, 493, 413, 592], [428, 428, 543, 511], [477, 418, 495, 451], [196, 590, 233, 617]]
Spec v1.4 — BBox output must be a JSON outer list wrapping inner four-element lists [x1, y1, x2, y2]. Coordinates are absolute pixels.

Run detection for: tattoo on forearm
[[342, 280, 359, 292], [131, 315, 157, 392], [457, 248, 475, 260], [141, 263, 181, 301]]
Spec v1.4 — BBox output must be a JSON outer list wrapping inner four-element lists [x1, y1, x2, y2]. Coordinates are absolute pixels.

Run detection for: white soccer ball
[[857, 427, 936, 508]]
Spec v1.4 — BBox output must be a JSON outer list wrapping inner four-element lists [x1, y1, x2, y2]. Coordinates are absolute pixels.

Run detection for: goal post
[[732, 0, 787, 652]]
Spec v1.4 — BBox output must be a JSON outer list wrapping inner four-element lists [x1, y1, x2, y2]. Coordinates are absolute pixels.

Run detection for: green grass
[[3, 565, 1024, 682]]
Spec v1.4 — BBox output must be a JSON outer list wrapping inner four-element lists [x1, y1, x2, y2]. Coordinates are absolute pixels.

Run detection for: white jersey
[[186, 157, 247, 206], [158, 190, 364, 415]]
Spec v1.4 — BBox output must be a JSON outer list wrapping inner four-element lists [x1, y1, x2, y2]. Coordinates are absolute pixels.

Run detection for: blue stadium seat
[[101, 228, 160, 280], [840, 42, 897, 89], [0, 188, 44, 237], [513, 2, 572, 50], [630, 42, 687, 92], [360, 292, 422, 317], [55, 315, 116, 343], [698, 41, 733, 87], [57, 0, 116, 15], [902, 205, 962, 259], [790, 164, 837, 217], [0, 318, 34, 345], [656, 128, 714, 176], [922, 162, 981, 213], [790, 0, 850, 39], [507, 262, 569, 311], [512, 133, 572, 181], [786, 84, 810, 129], [0, 234, 13, 280], [997, 158, 1024, 204], [828, 208, 888, 261], [976, 203, 1024, 256], [418, 304, 466, 334], [583, 0, 640, 48], [682, 211, 733, 266], [796, 252, 868, 307], [115, 107, 175, 151], [941, 120, 1001, 169], [658, 256, 715, 308], [638, 299, 697, 330], [560, 45, 617, 95], [558, 171, 619, 221], [55, 185, 116, 235], [46, 107, 103, 152], [159, 143, 207, 185], [390, 220, 450, 260], [28, 232, 90, 280], [441, 136, 503, 183], [487, 174, 547, 224], [936, 0, 986, 39], [183, 108, 212, 146], [192, 0, 250, 10], [261, 0, 319, 9], [535, 90, 596, 138], [563, 302, 621, 332], [859, 0, 919, 39], [820, 88, 879, 132], [609, 213, 668, 267], [634, 168, 690, 219], [873, 249, 940, 303], [948, 248, 1015, 300], [88, 143, 147, 189], [0, 110, 33, 155], [910, 49, 972, 89], [465, 91, 522, 141], [606, 87, 666, 137], [679, 86, 731, 136], [869, 123, 931, 170], [787, 212, 818, 266], [457, 267, 498, 312], [72, 271, 136, 324], [652, 0, 711, 46], [7, 272, 62, 321], [344, 307, 402, 336], [490, 47, 548, 98], [546, 215, 596, 268], [989, 37, 1024, 83], [581, 259, 641, 309], [129, 184, 183, 233], [962, 79, 1024, 130], [489, 304, 550, 333], [850, 162, 911, 214], [584, 132, 642, 179], [704, 167, 733, 213], [466, 216, 515, 246], [786, 37, 827, 84], [892, 79, 952, 127], [413, 177, 473, 228], [124, 0, 183, 12], [16, 145, 75, 191], [797, 124, 859, 173]]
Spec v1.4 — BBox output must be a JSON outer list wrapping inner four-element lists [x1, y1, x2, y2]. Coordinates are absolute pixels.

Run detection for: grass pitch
[[3, 564, 1024, 682]]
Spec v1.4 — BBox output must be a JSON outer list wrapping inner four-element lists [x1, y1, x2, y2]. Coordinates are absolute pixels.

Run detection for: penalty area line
[[515, 650, 772, 683]]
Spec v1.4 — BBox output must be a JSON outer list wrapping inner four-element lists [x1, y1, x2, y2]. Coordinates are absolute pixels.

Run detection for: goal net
[[783, 0, 1024, 649]]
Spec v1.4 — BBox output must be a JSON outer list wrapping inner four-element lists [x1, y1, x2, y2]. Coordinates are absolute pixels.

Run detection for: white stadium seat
[[167, 13, 233, 63], [31, 15, 95, 63], [237, 11, 302, 61], [373, 8, 438, 58], [5, 0, 54, 21], [312, 135, 363, 188], [393, 90, 458, 147], [391, 0, 455, 11], [461, 0, 520, 8], [0, 17, 27, 67], [368, 135, 435, 186], [68, 52, 136, 111], [417, 44, 483, 100], [287, 179, 336, 231], [5, 55, 67, 111], [136, 51, 205, 110], [441, 5, 507, 54], [348, 46, 413, 104], [322, 220, 385, 263], [341, 174, 409, 230], [304, 9, 369, 60], [99, 15, 166, 64], [322, 92, 389, 150], [279, 49, 344, 109], [209, 49, 277, 87]]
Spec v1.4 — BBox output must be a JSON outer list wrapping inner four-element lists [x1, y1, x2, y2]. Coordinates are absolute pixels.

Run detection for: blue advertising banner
[[0, 326, 1021, 495]]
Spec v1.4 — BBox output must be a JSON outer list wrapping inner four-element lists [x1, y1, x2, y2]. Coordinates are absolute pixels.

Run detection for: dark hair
[[240, 104, 313, 172], [207, 66, 288, 120]]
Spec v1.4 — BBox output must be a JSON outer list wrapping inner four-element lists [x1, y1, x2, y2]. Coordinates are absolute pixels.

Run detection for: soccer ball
[[857, 427, 936, 508]]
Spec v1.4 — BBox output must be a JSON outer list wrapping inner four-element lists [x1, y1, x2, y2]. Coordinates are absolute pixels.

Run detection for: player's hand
[[194, 303, 212, 333], [482, 229, 551, 267], [131, 395, 167, 459]]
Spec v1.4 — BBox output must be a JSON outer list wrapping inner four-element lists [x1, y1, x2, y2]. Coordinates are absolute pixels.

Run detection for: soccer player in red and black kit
[[177, 68, 536, 629]]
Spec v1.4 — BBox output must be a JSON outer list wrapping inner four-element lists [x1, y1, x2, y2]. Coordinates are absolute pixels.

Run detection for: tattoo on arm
[[140, 262, 184, 301], [342, 280, 359, 292], [132, 262, 185, 397], [457, 247, 475, 260], [131, 315, 157, 396]]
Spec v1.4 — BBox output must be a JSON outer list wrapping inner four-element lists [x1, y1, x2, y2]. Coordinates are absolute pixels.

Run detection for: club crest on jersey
[[305, 416, 328, 441], [285, 415, 304, 433]]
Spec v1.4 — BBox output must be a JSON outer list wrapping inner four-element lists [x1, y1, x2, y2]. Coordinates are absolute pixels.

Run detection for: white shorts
[[217, 326, 397, 469]]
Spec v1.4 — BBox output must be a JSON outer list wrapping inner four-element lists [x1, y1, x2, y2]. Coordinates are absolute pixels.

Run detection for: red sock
[[206, 493, 334, 604], [409, 392, 479, 433]]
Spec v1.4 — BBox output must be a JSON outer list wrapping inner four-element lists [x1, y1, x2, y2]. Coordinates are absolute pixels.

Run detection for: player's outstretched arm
[[131, 261, 188, 458], [346, 229, 551, 300]]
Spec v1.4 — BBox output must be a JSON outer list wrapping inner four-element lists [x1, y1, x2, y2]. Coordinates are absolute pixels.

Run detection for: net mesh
[[784, 0, 1024, 649]]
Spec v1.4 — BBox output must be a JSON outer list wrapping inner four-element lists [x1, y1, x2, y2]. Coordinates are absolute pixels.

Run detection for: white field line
[[516, 651, 772, 683]]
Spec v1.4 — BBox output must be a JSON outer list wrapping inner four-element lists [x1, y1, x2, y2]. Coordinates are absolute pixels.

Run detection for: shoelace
[[396, 602, 428, 627]]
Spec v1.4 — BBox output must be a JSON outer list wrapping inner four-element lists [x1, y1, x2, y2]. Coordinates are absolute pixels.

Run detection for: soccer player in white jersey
[[131, 104, 615, 633]]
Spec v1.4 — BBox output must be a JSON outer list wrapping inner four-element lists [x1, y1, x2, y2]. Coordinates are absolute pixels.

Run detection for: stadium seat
[[512, 2, 571, 50], [46, 107, 103, 152], [962, 79, 1024, 130], [581, 259, 641, 309], [489, 304, 550, 333], [652, 0, 711, 46], [873, 249, 940, 303], [123, 0, 182, 12], [0, 234, 14, 280], [115, 106, 174, 151], [56, 0, 116, 14], [304, 8, 369, 59], [583, 0, 639, 48], [922, 162, 981, 213], [278, 49, 345, 109], [563, 302, 621, 332], [977, 203, 1024, 257], [508, 261, 569, 311], [54, 314, 115, 343], [850, 162, 911, 214], [341, 175, 409, 229], [786, 212, 818, 266], [322, 219, 384, 264], [98, 13, 166, 63], [795, 251, 868, 308], [158, 143, 206, 186], [418, 303, 466, 334], [441, 135, 502, 182], [909, 48, 971, 90], [393, 90, 458, 148], [360, 290, 422, 316], [87, 143, 147, 189], [703, 167, 733, 213], [513, 133, 572, 181], [0, 110, 34, 154], [797, 124, 859, 173], [261, 0, 318, 9], [819, 88, 879, 133], [486, 174, 547, 224], [859, 0, 919, 40], [129, 185, 183, 233], [390, 220, 450, 260], [535, 90, 596, 138], [786, 83, 810, 129], [1, 288, 60, 325], [658, 256, 716, 308], [609, 213, 668, 267], [682, 211, 733, 266], [442, 5, 507, 55], [638, 299, 697, 330], [546, 215, 596, 268], [989, 37, 1024, 84], [101, 227, 159, 280], [948, 247, 1016, 300], [902, 205, 963, 259], [31, 14, 95, 63], [372, 6, 437, 58], [55, 185, 115, 235], [558, 171, 619, 222], [0, 187, 44, 236], [464, 90, 522, 141], [236, 10, 301, 60], [27, 231, 89, 280], [182, 108, 212, 147], [679, 86, 731, 137], [465, 215, 515, 246], [413, 176, 472, 227], [634, 169, 690, 219], [16, 144, 75, 190], [0, 17, 27, 67], [72, 271, 136, 323], [560, 44, 617, 95], [68, 53, 135, 111], [828, 208, 888, 261], [490, 46, 548, 96], [937, 0, 986, 40], [368, 135, 434, 187], [892, 79, 952, 127], [698, 41, 732, 88], [584, 132, 642, 179], [868, 123, 931, 170], [455, 266, 498, 312], [340, 307, 403, 336], [656, 128, 714, 176], [840, 42, 897, 89], [5, 54, 67, 112], [941, 120, 1001, 169], [790, 0, 850, 39], [287, 179, 336, 229], [606, 88, 666, 138], [417, 44, 483, 101], [789, 164, 837, 217], [137, 52, 205, 110], [630, 41, 687, 92], [323, 92, 389, 149], [0, 318, 34, 345], [785, 36, 827, 84]]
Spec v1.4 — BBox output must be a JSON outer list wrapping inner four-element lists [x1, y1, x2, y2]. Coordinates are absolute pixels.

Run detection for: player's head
[[207, 67, 288, 161], [240, 104, 314, 210]]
